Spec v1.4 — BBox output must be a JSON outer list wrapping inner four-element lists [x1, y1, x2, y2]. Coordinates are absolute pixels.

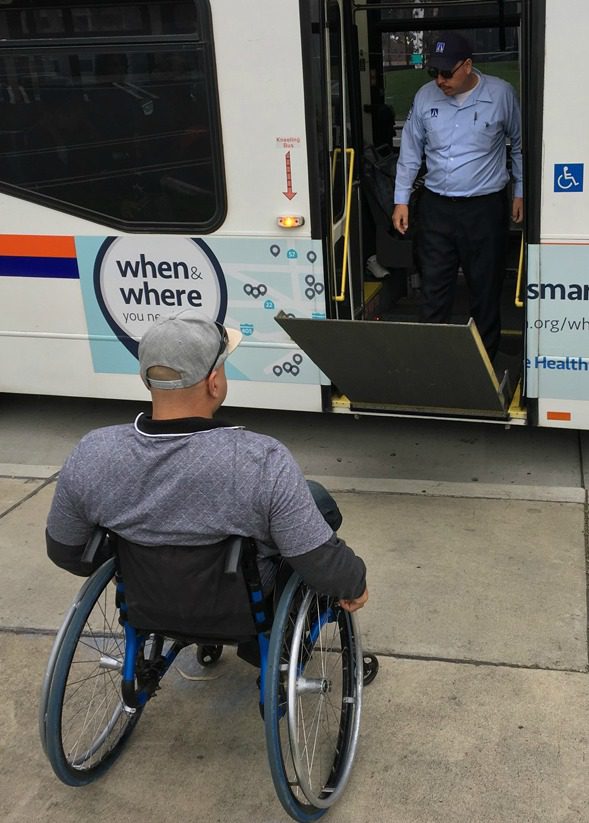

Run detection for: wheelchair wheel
[[265, 574, 363, 821], [43, 559, 151, 786]]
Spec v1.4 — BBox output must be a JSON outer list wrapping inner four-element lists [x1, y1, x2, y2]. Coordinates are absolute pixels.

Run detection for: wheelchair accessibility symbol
[[554, 163, 584, 192]]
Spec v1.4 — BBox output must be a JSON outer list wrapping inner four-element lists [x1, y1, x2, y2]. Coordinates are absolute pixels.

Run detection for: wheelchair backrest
[[112, 533, 261, 642]]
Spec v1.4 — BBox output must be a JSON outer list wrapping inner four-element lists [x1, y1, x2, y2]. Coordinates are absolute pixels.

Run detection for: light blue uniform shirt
[[394, 70, 523, 203]]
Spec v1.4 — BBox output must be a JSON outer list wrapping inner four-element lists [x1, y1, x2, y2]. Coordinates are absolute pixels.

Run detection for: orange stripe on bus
[[0, 235, 76, 258], [546, 411, 572, 421]]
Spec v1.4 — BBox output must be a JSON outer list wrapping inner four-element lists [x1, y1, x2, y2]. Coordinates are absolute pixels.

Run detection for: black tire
[[264, 574, 363, 821], [363, 653, 379, 686], [196, 644, 223, 666], [44, 559, 144, 785]]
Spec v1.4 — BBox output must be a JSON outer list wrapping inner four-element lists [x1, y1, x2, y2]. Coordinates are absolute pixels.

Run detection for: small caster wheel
[[197, 644, 223, 666], [362, 653, 379, 686]]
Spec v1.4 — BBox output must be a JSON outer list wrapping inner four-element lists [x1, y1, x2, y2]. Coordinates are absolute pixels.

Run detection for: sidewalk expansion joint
[[0, 473, 58, 521], [364, 648, 589, 675], [307, 475, 586, 504], [0, 463, 61, 479], [1, 626, 587, 676], [0, 626, 59, 637]]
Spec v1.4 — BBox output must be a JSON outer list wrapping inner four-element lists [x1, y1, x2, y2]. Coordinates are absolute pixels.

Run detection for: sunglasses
[[427, 59, 466, 80], [205, 322, 228, 378]]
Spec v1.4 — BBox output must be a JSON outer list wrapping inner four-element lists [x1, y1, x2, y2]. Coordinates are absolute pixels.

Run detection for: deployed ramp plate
[[276, 314, 506, 418]]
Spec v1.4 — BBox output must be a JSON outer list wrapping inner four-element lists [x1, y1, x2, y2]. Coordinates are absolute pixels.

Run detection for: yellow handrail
[[514, 233, 525, 308], [334, 147, 355, 303]]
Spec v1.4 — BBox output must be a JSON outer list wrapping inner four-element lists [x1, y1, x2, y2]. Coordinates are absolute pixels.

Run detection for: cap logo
[[436, 42, 446, 53]]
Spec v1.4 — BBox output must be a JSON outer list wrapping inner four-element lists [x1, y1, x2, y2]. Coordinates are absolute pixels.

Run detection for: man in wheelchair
[[43, 310, 370, 820], [46, 309, 368, 611]]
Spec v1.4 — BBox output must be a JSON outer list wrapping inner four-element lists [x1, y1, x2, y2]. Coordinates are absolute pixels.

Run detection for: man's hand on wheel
[[339, 587, 368, 613]]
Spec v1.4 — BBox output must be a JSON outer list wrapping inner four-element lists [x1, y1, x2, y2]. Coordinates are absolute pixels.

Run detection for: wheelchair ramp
[[275, 314, 507, 418]]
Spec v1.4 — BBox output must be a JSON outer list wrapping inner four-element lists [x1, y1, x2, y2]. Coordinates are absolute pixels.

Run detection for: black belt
[[425, 188, 502, 202]]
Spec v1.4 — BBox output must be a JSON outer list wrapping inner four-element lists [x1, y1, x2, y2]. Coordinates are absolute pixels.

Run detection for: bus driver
[[392, 32, 523, 361]]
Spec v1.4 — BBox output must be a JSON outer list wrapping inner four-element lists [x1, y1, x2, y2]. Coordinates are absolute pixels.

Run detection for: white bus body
[[0, 1, 587, 428]]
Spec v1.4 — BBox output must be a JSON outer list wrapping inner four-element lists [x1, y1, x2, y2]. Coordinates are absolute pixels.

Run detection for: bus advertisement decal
[[526, 243, 589, 403], [74, 236, 326, 385], [91, 236, 227, 358]]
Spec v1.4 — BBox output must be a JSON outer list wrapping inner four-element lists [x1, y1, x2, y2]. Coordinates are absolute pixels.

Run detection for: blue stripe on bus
[[0, 255, 80, 279]]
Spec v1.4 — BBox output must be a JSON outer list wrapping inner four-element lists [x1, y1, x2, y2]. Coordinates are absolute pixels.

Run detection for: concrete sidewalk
[[1, 474, 588, 822]]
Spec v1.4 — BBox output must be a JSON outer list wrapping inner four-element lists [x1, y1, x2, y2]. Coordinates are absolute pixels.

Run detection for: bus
[[0, 0, 585, 429]]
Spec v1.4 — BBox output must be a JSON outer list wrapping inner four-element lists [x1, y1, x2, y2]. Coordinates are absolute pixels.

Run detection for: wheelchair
[[40, 528, 378, 822]]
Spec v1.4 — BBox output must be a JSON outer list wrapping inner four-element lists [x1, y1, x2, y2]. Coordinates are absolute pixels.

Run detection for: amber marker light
[[277, 215, 305, 228]]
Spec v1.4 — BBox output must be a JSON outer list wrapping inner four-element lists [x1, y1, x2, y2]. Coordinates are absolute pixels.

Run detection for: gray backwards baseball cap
[[138, 310, 242, 390], [427, 32, 473, 71]]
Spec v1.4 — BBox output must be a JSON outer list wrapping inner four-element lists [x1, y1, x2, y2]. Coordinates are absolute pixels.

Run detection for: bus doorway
[[324, 0, 365, 320], [300, 0, 528, 422]]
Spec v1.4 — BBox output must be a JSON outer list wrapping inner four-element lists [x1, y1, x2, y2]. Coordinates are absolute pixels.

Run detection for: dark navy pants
[[307, 479, 342, 532], [417, 187, 509, 360]]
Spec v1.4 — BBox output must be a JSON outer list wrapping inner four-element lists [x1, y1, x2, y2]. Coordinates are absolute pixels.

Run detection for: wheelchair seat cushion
[[115, 536, 258, 642]]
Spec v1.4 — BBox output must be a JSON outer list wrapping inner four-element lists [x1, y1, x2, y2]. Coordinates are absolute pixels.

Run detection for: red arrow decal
[[283, 151, 297, 200]]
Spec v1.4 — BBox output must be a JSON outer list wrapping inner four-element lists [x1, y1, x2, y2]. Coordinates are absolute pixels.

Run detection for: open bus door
[[296, 0, 527, 422], [324, 0, 364, 318]]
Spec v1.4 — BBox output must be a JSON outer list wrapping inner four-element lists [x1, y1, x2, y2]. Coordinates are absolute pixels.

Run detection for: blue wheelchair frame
[[116, 567, 273, 713], [40, 527, 374, 822]]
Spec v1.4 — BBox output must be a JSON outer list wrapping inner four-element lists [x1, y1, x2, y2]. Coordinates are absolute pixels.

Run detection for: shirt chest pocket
[[471, 118, 504, 148], [423, 114, 448, 150]]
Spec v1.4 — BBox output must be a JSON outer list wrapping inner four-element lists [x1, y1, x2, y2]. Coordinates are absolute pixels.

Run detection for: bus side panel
[[211, 0, 311, 236], [0, 233, 328, 411], [0, 1, 329, 410], [526, 243, 589, 429], [541, 1, 589, 242], [528, 0, 589, 428]]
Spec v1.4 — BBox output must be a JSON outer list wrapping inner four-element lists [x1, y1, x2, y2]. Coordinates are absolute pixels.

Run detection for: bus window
[[0, 1, 225, 232], [0, 1, 201, 39]]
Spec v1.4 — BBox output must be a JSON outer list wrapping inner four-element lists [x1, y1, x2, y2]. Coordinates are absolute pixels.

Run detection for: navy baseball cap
[[427, 32, 473, 71]]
